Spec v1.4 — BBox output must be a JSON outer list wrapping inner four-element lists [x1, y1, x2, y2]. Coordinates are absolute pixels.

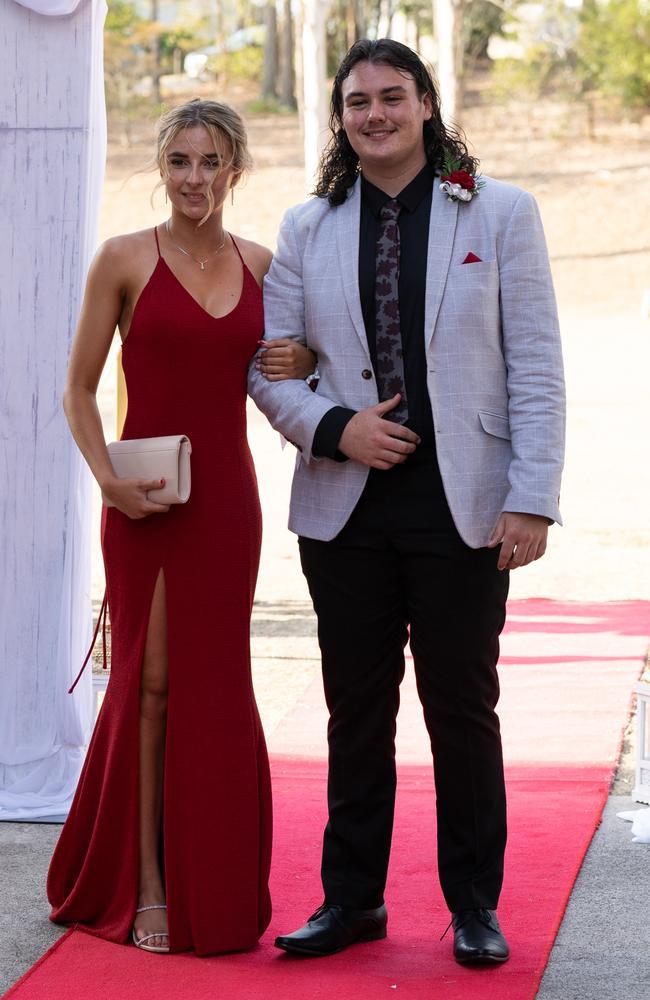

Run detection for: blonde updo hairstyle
[[154, 99, 252, 226]]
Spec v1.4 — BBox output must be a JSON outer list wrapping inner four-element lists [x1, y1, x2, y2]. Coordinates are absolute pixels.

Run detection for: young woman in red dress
[[47, 100, 315, 956]]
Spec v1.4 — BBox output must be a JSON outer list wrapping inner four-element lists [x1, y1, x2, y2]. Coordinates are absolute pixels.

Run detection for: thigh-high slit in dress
[[47, 229, 272, 955]]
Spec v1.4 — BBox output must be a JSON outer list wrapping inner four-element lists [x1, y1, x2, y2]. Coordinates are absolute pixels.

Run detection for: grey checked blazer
[[248, 175, 565, 548]]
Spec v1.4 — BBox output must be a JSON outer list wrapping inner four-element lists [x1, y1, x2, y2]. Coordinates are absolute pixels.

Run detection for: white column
[[0, 0, 107, 820], [301, 0, 330, 190]]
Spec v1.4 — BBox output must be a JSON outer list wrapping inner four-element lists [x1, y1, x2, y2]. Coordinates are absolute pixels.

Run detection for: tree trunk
[[584, 93, 596, 141], [367, 0, 382, 39], [433, 0, 464, 120], [351, 0, 365, 42], [301, 0, 330, 189], [378, 0, 396, 37], [150, 0, 162, 105], [279, 0, 296, 107], [262, 3, 278, 99]]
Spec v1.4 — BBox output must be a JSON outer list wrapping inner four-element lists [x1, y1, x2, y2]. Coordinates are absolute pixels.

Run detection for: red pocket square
[[462, 252, 482, 264]]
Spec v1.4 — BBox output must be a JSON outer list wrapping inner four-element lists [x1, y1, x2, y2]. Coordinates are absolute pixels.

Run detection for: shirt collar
[[361, 163, 434, 216]]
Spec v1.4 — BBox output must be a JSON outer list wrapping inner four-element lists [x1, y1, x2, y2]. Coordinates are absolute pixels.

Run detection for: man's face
[[340, 61, 432, 176]]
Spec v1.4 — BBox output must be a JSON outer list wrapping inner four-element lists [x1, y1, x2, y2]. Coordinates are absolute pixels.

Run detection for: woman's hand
[[101, 476, 171, 520], [255, 338, 317, 381]]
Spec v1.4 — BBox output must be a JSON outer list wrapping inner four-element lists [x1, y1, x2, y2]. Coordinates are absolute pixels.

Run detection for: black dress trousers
[[298, 448, 510, 912]]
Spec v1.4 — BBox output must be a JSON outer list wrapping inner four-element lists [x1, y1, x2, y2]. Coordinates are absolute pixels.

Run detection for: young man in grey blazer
[[249, 38, 564, 966]]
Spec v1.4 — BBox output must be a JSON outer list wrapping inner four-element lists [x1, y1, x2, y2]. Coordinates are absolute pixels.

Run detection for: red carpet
[[6, 600, 649, 999]]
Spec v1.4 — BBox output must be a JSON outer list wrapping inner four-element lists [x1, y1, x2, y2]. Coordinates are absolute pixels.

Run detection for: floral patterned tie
[[375, 199, 408, 423]]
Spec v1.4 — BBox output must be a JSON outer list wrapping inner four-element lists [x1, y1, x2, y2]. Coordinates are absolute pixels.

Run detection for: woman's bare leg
[[133, 570, 169, 949]]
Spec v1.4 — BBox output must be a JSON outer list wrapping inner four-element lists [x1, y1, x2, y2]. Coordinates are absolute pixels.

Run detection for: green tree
[[463, 0, 505, 64], [105, 0, 207, 144], [492, 0, 650, 120], [578, 0, 650, 109], [104, 0, 153, 144]]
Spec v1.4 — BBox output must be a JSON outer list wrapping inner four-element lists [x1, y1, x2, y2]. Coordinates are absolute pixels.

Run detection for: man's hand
[[338, 395, 420, 469], [487, 512, 550, 570]]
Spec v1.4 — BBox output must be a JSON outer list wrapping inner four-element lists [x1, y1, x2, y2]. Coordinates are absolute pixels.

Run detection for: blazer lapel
[[335, 178, 370, 355], [425, 179, 459, 350]]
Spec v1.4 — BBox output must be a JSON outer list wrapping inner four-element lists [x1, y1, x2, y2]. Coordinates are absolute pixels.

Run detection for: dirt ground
[[93, 84, 650, 730]]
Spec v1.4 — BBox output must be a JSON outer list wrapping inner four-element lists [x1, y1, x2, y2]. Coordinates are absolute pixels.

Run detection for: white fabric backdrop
[[0, 0, 107, 820], [14, 0, 84, 13]]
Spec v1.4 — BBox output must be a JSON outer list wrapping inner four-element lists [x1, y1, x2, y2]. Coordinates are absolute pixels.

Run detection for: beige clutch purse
[[102, 435, 192, 507]]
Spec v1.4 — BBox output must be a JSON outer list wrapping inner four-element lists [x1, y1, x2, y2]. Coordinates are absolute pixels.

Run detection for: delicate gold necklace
[[165, 219, 227, 271]]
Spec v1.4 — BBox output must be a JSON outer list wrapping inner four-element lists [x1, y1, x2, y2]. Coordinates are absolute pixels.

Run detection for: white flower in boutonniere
[[439, 156, 484, 204]]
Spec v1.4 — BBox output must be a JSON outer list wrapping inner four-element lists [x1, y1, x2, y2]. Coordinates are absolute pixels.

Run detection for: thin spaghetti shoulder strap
[[229, 233, 244, 265], [153, 225, 162, 257]]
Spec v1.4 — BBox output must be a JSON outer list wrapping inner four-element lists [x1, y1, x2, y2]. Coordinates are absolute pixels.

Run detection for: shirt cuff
[[312, 407, 356, 461]]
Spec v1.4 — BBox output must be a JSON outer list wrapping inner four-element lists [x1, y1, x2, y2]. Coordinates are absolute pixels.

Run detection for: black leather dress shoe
[[452, 908, 510, 965], [274, 902, 388, 957]]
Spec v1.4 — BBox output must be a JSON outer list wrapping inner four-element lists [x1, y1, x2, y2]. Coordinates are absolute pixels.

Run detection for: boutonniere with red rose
[[439, 154, 484, 203]]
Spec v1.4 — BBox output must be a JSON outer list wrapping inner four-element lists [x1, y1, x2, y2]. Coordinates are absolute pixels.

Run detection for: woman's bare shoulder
[[232, 235, 273, 285], [90, 228, 159, 287], [99, 227, 159, 263]]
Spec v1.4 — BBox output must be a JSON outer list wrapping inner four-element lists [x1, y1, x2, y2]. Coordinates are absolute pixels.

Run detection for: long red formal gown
[[47, 230, 272, 955]]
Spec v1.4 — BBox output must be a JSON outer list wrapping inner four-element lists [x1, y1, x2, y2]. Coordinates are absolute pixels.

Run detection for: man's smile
[[362, 128, 396, 139]]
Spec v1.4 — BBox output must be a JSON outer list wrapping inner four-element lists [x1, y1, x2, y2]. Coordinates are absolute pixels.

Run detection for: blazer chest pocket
[[452, 257, 498, 273], [441, 260, 500, 324], [446, 259, 499, 290], [478, 410, 511, 440]]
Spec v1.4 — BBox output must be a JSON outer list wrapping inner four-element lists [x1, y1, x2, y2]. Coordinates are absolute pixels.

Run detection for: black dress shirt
[[313, 164, 436, 460]]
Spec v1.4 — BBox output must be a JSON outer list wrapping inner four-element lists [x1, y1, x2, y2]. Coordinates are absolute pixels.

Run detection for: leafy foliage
[[206, 46, 264, 84], [578, 0, 650, 108], [104, 0, 152, 131], [492, 0, 650, 111], [463, 0, 505, 63], [105, 0, 139, 35], [104, 0, 209, 143]]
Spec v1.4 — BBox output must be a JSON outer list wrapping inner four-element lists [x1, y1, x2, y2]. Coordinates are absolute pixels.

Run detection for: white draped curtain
[[0, 0, 107, 820]]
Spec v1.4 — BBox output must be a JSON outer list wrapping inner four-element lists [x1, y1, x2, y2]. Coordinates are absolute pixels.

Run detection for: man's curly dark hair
[[314, 38, 478, 206]]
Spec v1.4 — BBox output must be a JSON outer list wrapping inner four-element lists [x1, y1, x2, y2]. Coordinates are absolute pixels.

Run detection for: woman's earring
[[165, 190, 168, 204], [231, 188, 234, 206]]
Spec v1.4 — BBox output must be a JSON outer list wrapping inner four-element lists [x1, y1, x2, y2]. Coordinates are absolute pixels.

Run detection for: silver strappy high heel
[[132, 903, 170, 954]]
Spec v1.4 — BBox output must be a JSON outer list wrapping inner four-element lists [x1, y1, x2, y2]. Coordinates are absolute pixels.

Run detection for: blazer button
[[361, 369, 373, 380]]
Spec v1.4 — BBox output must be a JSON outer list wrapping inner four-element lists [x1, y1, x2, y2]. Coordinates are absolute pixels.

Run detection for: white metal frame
[[91, 673, 109, 721]]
